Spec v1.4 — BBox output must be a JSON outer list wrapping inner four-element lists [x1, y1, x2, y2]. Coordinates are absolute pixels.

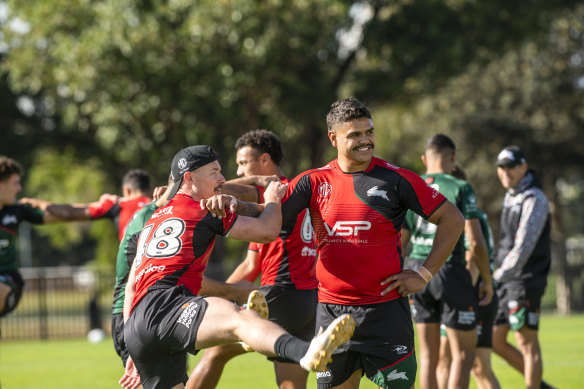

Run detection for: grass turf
[[0, 314, 582, 388]]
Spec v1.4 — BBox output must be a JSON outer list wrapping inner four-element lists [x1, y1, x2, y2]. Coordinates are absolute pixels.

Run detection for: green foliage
[[24, 148, 118, 267]]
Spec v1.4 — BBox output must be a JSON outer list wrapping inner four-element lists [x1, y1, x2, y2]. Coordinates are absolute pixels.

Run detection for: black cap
[[168, 145, 219, 199], [496, 145, 527, 168]]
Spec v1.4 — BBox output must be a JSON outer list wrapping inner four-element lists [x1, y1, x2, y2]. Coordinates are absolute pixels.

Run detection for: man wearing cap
[[121, 145, 355, 389], [492, 146, 553, 389]]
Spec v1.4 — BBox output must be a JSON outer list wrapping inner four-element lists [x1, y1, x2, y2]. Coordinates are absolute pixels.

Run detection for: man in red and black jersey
[[189, 130, 318, 389], [121, 145, 355, 389], [281, 98, 465, 389], [21, 169, 152, 242]]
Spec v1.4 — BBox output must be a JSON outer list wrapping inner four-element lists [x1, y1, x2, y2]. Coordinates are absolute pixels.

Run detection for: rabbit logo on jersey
[[177, 302, 198, 329]]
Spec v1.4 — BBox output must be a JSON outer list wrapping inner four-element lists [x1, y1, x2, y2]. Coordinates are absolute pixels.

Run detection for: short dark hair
[[234, 129, 283, 166], [326, 97, 372, 132], [425, 134, 456, 153], [0, 156, 22, 183], [122, 169, 150, 192]]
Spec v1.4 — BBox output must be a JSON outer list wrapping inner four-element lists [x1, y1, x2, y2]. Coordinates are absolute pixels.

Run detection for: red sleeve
[[398, 168, 446, 219], [221, 208, 238, 236], [248, 242, 260, 251], [88, 197, 117, 219]]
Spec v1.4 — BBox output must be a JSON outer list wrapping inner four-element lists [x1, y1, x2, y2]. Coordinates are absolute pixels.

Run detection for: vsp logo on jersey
[[177, 302, 198, 329], [324, 221, 371, 236]]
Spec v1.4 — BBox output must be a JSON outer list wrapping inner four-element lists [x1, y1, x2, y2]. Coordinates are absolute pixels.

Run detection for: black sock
[[273, 334, 310, 363], [540, 380, 553, 389]]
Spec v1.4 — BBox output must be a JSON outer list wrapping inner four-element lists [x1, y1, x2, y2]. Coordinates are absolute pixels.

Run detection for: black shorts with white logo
[[260, 285, 318, 363], [124, 286, 208, 389], [412, 262, 477, 331], [476, 282, 498, 348], [315, 298, 417, 389], [494, 282, 545, 331], [0, 271, 24, 317], [111, 313, 129, 366]]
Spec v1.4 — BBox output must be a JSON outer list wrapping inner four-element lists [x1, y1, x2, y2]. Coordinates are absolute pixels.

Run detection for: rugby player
[[280, 98, 465, 389], [402, 134, 493, 389], [121, 145, 355, 389]]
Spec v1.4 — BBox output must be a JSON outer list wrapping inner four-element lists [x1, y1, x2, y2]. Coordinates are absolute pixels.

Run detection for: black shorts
[[412, 262, 477, 331], [476, 283, 498, 348], [315, 298, 417, 389], [494, 283, 545, 331], [0, 271, 24, 317], [260, 285, 317, 363], [111, 313, 129, 366], [124, 286, 208, 389]]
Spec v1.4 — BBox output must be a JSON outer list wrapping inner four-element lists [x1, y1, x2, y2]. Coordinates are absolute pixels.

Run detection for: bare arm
[[465, 218, 493, 305], [381, 201, 464, 296], [19, 197, 91, 223], [123, 257, 138, 323], [226, 249, 261, 284], [221, 183, 260, 203], [198, 277, 256, 305], [226, 181, 286, 243]]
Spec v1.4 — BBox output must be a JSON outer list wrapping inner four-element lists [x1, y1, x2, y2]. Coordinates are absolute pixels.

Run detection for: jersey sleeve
[[256, 185, 266, 203], [460, 183, 480, 220], [398, 169, 446, 219], [20, 204, 45, 224], [88, 196, 118, 219], [248, 242, 260, 251], [211, 209, 238, 236], [282, 173, 312, 224]]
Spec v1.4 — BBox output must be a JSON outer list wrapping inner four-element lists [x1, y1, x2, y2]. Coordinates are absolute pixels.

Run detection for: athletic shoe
[[540, 381, 557, 389], [299, 314, 356, 372], [240, 290, 269, 352]]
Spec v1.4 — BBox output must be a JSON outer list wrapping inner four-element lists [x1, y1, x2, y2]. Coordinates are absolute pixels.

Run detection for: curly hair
[[234, 129, 283, 165], [0, 156, 22, 183], [326, 97, 371, 132]]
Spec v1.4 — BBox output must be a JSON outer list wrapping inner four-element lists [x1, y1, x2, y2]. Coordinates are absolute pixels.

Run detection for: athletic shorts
[[412, 262, 477, 331], [124, 286, 208, 389], [494, 283, 545, 331], [315, 298, 417, 389], [0, 271, 24, 317], [476, 283, 498, 348], [111, 313, 129, 366], [260, 285, 317, 363]]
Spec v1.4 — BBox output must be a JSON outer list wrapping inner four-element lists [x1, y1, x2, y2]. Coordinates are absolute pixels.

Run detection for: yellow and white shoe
[[240, 290, 269, 352], [299, 314, 356, 372]]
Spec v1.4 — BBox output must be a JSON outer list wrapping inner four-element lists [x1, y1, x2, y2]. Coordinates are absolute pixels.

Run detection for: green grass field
[[1, 314, 583, 388]]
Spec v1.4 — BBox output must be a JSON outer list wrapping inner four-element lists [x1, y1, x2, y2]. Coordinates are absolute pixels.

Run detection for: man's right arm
[[465, 218, 493, 305], [226, 248, 261, 284]]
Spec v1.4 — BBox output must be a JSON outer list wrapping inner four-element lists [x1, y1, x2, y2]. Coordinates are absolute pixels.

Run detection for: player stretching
[[122, 145, 355, 389]]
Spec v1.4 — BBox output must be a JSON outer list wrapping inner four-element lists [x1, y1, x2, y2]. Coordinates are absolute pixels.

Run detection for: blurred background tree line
[[1, 0, 583, 312]]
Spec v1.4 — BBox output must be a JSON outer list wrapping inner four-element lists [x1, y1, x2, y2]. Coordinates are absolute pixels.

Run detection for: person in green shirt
[[0, 156, 67, 319], [401, 135, 493, 389]]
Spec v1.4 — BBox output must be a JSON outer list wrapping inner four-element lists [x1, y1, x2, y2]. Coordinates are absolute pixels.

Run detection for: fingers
[[152, 185, 167, 200], [199, 196, 230, 218]]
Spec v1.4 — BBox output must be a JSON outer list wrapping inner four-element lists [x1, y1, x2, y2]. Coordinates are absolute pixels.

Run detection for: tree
[[382, 5, 584, 312]]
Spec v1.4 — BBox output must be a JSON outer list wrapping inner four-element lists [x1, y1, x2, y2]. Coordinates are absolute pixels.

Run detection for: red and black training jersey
[[282, 157, 446, 305], [248, 177, 317, 290], [130, 194, 237, 313], [89, 195, 151, 241]]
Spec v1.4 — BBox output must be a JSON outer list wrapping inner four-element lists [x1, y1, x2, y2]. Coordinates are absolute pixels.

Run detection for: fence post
[[38, 268, 48, 340]]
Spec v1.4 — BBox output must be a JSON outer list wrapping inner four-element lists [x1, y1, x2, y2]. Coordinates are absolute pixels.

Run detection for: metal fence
[[0, 266, 114, 341], [0, 258, 582, 341]]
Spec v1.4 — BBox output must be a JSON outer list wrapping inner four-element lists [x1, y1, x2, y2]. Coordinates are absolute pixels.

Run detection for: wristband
[[415, 266, 433, 283]]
